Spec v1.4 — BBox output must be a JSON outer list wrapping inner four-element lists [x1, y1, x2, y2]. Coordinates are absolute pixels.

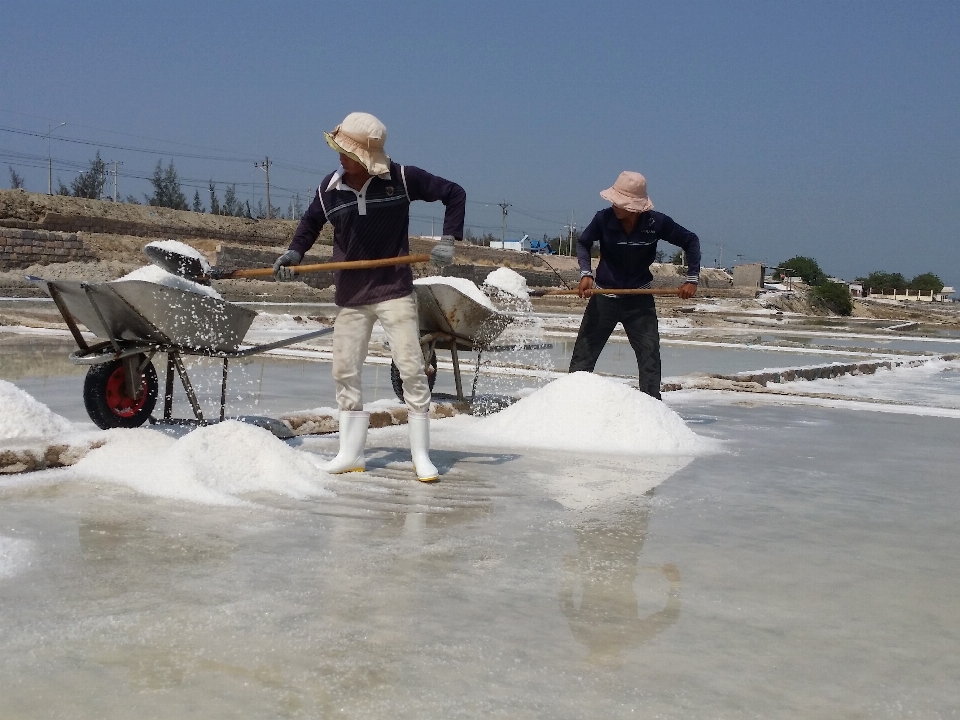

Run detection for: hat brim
[[600, 187, 654, 214], [324, 131, 390, 176]]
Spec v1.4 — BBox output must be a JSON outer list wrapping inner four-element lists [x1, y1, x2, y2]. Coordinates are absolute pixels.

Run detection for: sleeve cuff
[[685, 276, 699, 284], [580, 270, 594, 278]]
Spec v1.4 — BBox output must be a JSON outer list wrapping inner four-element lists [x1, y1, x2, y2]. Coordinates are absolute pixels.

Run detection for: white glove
[[430, 235, 456, 267], [273, 250, 302, 282]]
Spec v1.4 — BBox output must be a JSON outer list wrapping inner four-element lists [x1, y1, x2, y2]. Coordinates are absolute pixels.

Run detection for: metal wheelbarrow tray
[[387, 282, 549, 403], [29, 276, 333, 436]]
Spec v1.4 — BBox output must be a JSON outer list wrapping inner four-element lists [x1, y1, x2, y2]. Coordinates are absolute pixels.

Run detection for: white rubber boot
[[324, 411, 369, 474], [408, 411, 439, 482]]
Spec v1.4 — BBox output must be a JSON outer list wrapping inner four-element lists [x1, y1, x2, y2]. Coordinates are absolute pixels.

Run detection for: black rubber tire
[[83, 355, 159, 429], [390, 351, 437, 402]]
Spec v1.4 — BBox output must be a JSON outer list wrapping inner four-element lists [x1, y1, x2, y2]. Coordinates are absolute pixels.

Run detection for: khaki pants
[[332, 293, 430, 413]]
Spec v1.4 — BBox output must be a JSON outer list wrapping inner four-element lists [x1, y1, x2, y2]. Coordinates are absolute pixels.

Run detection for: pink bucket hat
[[324, 112, 391, 176], [600, 171, 654, 213]]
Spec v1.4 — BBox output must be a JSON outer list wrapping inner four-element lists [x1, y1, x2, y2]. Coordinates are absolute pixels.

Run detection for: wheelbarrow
[[28, 275, 333, 437], [388, 281, 550, 403]]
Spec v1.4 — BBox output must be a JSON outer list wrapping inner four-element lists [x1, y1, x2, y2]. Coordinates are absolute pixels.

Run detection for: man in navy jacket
[[274, 112, 466, 481], [569, 171, 700, 399]]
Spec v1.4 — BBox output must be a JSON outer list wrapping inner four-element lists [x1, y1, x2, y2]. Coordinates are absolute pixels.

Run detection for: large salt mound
[[414, 276, 493, 309], [0, 381, 74, 440], [463, 372, 714, 455], [68, 420, 334, 505]]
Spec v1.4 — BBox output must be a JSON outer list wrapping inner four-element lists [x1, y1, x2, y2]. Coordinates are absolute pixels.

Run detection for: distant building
[[848, 282, 864, 297], [733, 263, 766, 288], [489, 234, 533, 252], [866, 286, 955, 303]]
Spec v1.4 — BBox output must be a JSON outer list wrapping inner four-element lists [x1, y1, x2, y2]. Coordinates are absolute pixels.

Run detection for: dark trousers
[[568, 294, 662, 399]]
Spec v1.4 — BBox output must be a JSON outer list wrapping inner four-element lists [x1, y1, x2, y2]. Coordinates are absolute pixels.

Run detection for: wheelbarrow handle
[[220, 254, 433, 279], [528, 288, 681, 297]]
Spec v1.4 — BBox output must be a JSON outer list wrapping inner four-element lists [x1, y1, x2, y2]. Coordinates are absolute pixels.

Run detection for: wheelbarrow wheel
[[390, 351, 437, 402], [83, 355, 159, 429]]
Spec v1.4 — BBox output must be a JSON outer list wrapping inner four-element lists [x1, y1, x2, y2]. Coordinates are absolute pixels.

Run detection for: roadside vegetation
[[775, 255, 945, 317]]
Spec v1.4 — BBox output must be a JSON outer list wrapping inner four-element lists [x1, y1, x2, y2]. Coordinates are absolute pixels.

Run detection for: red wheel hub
[[104, 366, 147, 417]]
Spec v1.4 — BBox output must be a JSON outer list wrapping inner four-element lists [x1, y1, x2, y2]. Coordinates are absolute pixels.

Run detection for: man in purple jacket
[[274, 112, 466, 481], [569, 171, 700, 399]]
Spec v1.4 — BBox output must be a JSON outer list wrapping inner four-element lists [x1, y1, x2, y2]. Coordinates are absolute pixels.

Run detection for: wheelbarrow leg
[[163, 354, 175, 421], [121, 355, 144, 403], [450, 344, 464, 401], [220, 358, 229, 422], [170, 351, 206, 424]]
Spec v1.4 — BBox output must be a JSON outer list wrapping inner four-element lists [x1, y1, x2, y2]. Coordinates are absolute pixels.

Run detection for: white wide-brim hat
[[600, 171, 654, 213], [324, 112, 391, 176]]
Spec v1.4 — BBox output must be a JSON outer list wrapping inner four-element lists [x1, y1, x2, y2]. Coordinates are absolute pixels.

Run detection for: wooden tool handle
[[530, 288, 681, 297], [224, 254, 433, 279]]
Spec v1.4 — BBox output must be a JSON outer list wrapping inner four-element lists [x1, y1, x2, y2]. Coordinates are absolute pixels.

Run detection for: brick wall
[[0, 213, 309, 248], [0, 227, 97, 270]]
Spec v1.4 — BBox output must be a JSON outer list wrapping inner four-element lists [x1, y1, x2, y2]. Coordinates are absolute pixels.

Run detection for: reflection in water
[[559, 491, 680, 665]]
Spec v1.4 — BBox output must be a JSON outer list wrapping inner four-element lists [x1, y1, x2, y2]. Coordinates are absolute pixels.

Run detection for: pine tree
[[147, 160, 188, 210], [8, 166, 25, 189], [222, 184, 241, 216], [208, 181, 221, 215], [192, 191, 204, 213], [70, 152, 107, 199]]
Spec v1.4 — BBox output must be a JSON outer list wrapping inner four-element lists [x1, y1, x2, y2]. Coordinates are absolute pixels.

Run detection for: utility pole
[[111, 161, 123, 202], [497, 200, 511, 244], [44, 122, 67, 195], [255, 157, 272, 219], [562, 213, 578, 256], [718, 244, 723, 270]]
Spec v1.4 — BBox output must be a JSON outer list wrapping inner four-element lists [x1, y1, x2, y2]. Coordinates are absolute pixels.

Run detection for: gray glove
[[273, 250, 302, 282], [430, 235, 456, 267]]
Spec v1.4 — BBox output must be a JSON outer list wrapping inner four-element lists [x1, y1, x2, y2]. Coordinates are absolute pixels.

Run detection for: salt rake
[[528, 288, 682, 297], [144, 243, 432, 283]]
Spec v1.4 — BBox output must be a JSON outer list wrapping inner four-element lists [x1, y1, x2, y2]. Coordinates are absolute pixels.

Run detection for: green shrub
[[812, 282, 854, 315]]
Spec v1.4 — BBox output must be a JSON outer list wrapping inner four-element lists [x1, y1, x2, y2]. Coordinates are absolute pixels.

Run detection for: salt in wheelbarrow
[[28, 275, 333, 438], [387, 281, 550, 403]]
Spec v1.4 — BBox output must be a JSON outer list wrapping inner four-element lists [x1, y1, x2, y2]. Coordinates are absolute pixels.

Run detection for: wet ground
[[2, 303, 960, 717], [2, 402, 958, 718]]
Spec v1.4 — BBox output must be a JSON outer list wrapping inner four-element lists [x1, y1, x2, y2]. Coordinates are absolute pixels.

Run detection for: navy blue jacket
[[289, 161, 466, 307], [577, 208, 701, 289]]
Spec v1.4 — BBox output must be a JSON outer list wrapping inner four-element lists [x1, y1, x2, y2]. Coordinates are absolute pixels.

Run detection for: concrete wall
[[0, 227, 97, 270], [733, 263, 766, 288]]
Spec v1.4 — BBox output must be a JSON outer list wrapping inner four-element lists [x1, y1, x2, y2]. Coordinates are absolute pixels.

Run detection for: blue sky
[[2, 1, 958, 286]]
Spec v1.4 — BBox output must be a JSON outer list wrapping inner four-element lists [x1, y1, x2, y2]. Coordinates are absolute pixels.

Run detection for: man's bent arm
[[661, 217, 701, 284], [402, 165, 466, 239]]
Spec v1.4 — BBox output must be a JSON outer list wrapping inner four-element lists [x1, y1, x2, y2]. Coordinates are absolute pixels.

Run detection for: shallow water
[[1, 404, 958, 717]]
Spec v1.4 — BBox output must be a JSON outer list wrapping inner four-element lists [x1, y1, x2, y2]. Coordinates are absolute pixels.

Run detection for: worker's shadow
[[558, 489, 681, 667]]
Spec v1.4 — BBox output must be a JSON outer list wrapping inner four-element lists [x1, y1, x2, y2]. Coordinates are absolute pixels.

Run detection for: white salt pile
[[461, 372, 715, 455], [68, 420, 333, 506], [115, 264, 222, 299], [0, 381, 74, 440], [483, 267, 530, 299], [414, 276, 494, 309]]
